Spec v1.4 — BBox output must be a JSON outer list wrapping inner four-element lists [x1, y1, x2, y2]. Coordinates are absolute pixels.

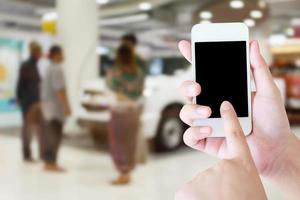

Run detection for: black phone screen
[[195, 41, 248, 118]]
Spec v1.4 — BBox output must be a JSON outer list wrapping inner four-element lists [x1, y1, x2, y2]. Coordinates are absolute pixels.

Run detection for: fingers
[[250, 41, 279, 96], [178, 40, 192, 63], [183, 126, 212, 149], [180, 104, 211, 126], [180, 81, 201, 103], [220, 101, 251, 159]]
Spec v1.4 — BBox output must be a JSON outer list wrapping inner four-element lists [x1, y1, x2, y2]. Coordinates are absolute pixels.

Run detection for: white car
[[76, 67, 192, 152], [75, 66, 285, 152]]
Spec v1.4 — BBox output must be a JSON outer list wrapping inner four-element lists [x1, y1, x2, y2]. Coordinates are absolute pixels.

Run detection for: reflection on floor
[[1, 127, 299, 200]]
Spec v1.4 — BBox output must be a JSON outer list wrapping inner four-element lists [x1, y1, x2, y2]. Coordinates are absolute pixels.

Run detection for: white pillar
[[57, 0, 99, 111]]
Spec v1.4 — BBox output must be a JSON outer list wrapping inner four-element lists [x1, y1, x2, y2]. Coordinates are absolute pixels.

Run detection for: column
[[56, 0, 99, 111]]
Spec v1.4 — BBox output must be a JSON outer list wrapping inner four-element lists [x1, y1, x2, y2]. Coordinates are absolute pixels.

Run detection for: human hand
[[175, 101, 267, 200], [178, 40, 294, 177]]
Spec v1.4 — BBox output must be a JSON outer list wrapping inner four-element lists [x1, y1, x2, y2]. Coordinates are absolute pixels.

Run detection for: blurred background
[[0, 0, 300, 199]]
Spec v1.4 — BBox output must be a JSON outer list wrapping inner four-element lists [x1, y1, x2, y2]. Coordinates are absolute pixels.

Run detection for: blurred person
[[121, 33, 148, 74], [16, 41, 44, 162], [41, 45, 70, 172], [106, 44, 145, 185], [121, 33, 149, 164], [175, 40, 300, 199]]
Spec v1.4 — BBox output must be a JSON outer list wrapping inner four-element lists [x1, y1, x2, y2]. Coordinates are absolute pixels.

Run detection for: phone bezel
[[191, 23, 252, 137]]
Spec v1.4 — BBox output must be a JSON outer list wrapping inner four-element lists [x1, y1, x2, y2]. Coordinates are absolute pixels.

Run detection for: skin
[[44, 51, 69, 172], [57, 90, 71, 116], [175, 101, 267, 200], [177, 40, 300, 199]]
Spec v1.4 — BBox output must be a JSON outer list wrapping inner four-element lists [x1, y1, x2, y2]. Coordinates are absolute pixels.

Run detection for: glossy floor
[[1, 128, 299, 200]]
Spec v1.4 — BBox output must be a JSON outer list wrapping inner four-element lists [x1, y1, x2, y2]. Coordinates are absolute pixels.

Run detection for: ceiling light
[[96, 46, 109, 55], [230, 0, 245, 9], [35, 8, 53, 16], [199, 11, 213, 19], [250, 10, 263, 19], [244, 18, 255, 27], [96, 0, 109, 4], [99, 13, 149, 26], [139, 2, 152, 11], [42, 12, 58, 21], [200, 20, 211, 24]]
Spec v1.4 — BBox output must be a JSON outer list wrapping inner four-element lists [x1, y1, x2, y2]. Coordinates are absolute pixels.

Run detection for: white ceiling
[[0, 0, 299, 55]]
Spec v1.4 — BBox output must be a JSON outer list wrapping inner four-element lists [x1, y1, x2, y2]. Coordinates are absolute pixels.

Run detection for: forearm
[[57, 90, 71, 116], [63, 100, 71, 116], [267, 134, 300, 199]]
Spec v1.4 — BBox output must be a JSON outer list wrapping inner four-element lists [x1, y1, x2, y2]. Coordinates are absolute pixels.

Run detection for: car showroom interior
[[0, 0, 300, 199]]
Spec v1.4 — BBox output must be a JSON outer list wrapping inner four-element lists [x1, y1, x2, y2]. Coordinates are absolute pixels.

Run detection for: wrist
[[265, 133, 300, 197]]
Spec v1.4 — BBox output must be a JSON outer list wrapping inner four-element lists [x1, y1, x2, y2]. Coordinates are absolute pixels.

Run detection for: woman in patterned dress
[[106, 44, 145, 185]]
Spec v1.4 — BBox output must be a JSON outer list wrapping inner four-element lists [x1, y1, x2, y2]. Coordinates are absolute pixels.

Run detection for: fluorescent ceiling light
[[199, 11, 213, 19], [230, 0, 245, 9], [200, 20, 211, 24], [97, 0, 109, 4], [244, 18, 255, 27], [35, 8, 54, 16], [99, 13, 149, 26], [250, 10, 263, 19], [42, 12, 58, 21], [139, 2, 152, 11], [96, 46, 109, 55]]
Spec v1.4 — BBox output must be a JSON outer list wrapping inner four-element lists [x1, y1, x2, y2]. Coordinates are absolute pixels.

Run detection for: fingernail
[[199, 127, 212, 134], [196, 107, 208, 116], [221, 101, 231, 111]]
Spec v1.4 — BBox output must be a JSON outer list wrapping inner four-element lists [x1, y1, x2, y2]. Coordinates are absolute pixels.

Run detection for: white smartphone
[[191, 22, 252, 137]]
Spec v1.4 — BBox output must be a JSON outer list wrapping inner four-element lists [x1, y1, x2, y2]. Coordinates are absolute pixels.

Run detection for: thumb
[[178, 40, 192, 63], [220, 101, 251, 160], [250, 41, 278, 96]]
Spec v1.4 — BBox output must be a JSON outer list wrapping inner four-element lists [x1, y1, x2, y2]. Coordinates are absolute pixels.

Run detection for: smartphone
[[191, 23, 252, 137]]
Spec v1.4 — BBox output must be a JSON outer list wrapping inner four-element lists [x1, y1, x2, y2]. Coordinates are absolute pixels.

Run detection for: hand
[[178, 40, 293, 177], [175, 101, 267, 200]]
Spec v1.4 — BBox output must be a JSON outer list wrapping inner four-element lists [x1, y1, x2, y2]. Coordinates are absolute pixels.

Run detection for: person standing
[[41, 45, 70, 172], [121, 33, 148, 74], [121, 33, 149, 164], [16, 41, 44, 162], [106, 44, 145, 185]]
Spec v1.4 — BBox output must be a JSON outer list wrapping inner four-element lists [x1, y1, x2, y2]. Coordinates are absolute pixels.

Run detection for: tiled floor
[[0, 128, 299, 200]]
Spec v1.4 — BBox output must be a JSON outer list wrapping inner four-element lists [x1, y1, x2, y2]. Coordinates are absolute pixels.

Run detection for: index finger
[[220, 101, 252, 160]]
